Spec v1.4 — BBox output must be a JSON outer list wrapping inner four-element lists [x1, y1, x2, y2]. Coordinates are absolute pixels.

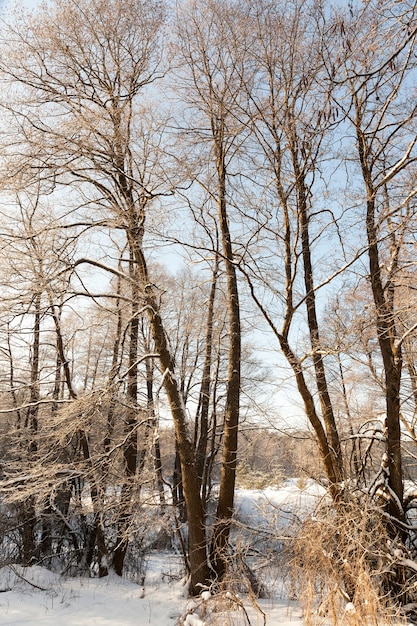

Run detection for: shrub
[[291, 497, 413, 625], [235, 462, 283, 490]]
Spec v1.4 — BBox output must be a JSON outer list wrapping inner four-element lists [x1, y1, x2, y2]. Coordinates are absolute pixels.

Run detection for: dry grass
[[290, 498, 412, 625]]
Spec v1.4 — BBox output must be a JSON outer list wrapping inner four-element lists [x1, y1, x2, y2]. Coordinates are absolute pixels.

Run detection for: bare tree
[[230, 0, 346, 499], [331, 0, 417, 524], [175, 0, 250, 582]]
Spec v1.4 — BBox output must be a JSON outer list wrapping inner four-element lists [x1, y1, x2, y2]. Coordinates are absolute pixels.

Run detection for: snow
[[0, 566, 180, 626], [0, 564, 305, 625], [234, 480, 328, 530]]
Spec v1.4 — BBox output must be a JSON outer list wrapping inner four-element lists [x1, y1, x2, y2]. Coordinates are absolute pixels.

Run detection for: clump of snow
[[180, 587, 305, 626], [184, 614, 207, 626], [0, 565, 59, 594]]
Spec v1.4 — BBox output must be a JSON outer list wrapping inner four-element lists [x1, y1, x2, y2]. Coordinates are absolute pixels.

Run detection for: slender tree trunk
[[144, 356, 166, 507], [172, 442, 186, 523], [22, 292, 41, 564], [210, 143, 241, 583], [244, 51, 345, 499], [130, 241, 209, 595], [113, 254, 140, 576], [104, 268, 124, 458], [366, 196, 404, 519], [79, 431, 109, 577], [150, 299, 209, 593], [195, 255, 219, 492], [356, 120, 404, 521], [42, 316, 65, 561], [292, 142, 344, 486], [51, 299, 109, 575]]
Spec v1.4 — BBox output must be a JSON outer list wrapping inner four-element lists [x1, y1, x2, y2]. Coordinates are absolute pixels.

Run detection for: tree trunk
[[356, 117, 404, 521], [366, 195, 404, 520], [210, 143, 241, 583], [22, 291, 41, 564], [131, 242, 209, 595], [195, 256, 219, 492], [113, 254, 140, 575], [292, 142, 344, 486]]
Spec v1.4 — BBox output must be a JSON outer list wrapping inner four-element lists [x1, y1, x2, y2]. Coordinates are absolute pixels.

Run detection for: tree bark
[[210, 137, 241, 584], [356, 117, 404, 521]]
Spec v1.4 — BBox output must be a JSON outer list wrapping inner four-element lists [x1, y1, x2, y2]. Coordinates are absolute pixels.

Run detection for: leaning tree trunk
[[131, 239, 210, 595]]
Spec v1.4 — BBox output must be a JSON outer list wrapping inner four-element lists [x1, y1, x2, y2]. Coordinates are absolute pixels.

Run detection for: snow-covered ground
[[0, 482, 325, 625], [234, 480, 327, 528], [0, 564, 305, 625]]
